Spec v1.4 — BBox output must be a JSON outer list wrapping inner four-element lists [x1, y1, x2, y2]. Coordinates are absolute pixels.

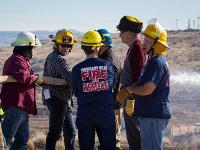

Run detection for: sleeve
[[129, 43, 145, 83], [144, 61, 164, 86], [57, 57, 71, 86], [71, 67, 78, 97], [107, 63, 116, 88], [11, 57, 37, 85]]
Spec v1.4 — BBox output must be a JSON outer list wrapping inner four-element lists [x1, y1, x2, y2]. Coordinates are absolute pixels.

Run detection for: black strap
[[147, 37, 159, 59]]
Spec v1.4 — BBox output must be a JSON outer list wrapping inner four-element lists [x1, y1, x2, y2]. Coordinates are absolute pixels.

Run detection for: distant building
[[171, 125, 200, 136]]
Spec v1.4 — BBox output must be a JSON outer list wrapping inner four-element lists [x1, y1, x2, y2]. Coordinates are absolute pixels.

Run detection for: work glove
[[35, 75, 44, 86], [116, 88, 130, 104], [0, 107, 4, 122], [125, 99, 135, 116]]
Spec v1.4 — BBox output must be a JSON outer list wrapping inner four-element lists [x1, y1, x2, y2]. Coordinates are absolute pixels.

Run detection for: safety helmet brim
[[11, 32, 42, 47]]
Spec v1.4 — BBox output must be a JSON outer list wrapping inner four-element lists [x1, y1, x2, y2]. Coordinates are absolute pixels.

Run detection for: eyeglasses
[[60, 44, 73, 49]]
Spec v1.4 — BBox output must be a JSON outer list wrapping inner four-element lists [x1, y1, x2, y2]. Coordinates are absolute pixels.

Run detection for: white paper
[[43, 89, 51, 99]]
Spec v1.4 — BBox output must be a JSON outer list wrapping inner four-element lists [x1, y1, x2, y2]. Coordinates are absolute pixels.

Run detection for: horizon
[[0, 0, 199, 32]]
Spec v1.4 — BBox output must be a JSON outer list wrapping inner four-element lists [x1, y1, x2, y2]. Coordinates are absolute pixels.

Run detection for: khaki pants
[[0, 123, 5, 150], [115, 108, 123, 149]]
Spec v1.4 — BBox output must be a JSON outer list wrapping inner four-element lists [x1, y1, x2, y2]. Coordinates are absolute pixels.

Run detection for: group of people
[[0, 15, 171, 150]]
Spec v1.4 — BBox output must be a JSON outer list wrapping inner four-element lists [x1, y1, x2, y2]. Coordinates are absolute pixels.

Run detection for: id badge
[[43, 89, 51, 99]]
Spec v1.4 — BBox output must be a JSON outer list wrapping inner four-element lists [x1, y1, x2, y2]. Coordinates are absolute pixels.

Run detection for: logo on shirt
[[81, 66, 109, 92]]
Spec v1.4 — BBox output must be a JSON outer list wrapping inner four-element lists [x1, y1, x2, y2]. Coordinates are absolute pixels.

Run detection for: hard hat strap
[[147, 37, 159, 58]]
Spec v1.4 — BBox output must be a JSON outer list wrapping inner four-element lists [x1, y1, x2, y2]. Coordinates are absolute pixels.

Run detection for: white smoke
[[170, 72, 200, 86]]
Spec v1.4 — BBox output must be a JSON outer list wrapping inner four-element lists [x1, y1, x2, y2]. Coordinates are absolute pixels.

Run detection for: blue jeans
[[138, 118, 169, 150], [2, 107, 29, 150], [45, 98, 76, 150]]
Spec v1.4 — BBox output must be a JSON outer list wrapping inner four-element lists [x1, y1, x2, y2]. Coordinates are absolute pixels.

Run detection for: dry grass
[[1, 31, 200, 149]]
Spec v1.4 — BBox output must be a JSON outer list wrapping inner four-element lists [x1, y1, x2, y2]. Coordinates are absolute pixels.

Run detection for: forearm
[[126, 82, 156, 96]]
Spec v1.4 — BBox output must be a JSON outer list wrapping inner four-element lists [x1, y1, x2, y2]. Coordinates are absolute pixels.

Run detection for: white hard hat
[[11, 32, 42, 47]]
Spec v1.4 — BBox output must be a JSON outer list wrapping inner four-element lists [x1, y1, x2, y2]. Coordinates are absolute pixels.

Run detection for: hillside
[[0, 31, 200, 149], [1, 31, 200, 72]]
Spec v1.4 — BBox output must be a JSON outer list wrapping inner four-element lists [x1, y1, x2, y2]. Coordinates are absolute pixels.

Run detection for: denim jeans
[[45, 97, 76, 150], [138, 118, 169, 150], [2, 107, 29, 150], [0, 123, 6, 150]]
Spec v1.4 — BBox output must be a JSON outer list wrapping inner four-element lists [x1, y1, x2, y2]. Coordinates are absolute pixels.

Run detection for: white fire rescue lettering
[[81, 66, 109, 92], [83, 80, 109, 92]]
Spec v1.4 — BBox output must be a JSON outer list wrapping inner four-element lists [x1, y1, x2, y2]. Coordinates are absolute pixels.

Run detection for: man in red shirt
[[117, 16, 145, 150]]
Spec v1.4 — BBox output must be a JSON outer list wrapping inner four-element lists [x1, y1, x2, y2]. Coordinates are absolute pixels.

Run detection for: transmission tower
[[193, 20, 196, 29]]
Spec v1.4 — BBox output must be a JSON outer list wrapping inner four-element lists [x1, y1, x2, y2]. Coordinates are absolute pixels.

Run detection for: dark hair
[[13, 46, 34, 58], [81, 45, 95, 55]]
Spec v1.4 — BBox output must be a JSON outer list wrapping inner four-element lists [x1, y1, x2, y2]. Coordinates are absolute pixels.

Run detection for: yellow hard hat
[[81, 30, 104, 47], [11, 32, 41, 47], [143, 18, 169, 49], [54, 29, 75, 45]]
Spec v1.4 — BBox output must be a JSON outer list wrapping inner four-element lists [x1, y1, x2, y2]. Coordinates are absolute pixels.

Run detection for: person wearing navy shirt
[[117, 18, 171, 150], [97, 28, 123, 150], [71, 30, 116, 150]]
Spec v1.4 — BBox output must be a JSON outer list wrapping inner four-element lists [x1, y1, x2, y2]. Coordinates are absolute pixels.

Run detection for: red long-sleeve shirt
[[121, 38, 145, 87], [0, 54, 37, 115]]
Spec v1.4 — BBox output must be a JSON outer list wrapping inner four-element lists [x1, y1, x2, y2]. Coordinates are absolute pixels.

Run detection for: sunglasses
[[60, 44, 73, 49], [120, 30, 127, 35]]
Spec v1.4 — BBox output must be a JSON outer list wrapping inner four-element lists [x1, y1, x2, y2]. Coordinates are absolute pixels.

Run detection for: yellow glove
[[35, 75, 44, 86], [0, 107, 4, 121], [0, 108, 4, 116], [125, 99, 135, 116], [116, 88, 130, 104]]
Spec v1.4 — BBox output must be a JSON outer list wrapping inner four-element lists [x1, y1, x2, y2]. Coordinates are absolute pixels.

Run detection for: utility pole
[[188, 19, 191, 30], [176, 19, 179, 30], [193, 20, 195, 29], [198, 16, 200, 30]]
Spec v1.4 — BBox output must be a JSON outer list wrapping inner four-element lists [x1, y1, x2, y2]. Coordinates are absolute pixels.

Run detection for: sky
[[0, 0, 199, 32]]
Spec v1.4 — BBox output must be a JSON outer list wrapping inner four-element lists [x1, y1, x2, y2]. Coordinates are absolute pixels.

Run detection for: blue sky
[[0, 0, 199, 32]]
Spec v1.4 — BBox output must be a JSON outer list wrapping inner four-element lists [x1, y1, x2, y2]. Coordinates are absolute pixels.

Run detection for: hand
[[116, 88, 130, 104], [125, 99, 135, 116], [35, 75, 44, 86]]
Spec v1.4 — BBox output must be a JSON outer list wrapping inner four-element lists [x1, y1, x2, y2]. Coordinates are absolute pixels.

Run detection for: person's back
[[71, 30, 116, 150], [72, 58, 115, 113], [97, 28, 122, 150]]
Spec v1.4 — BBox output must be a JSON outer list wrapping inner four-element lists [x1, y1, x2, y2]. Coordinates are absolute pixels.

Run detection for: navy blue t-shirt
[[71, 58, 115, 126], [135, 55, 171, 119]]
